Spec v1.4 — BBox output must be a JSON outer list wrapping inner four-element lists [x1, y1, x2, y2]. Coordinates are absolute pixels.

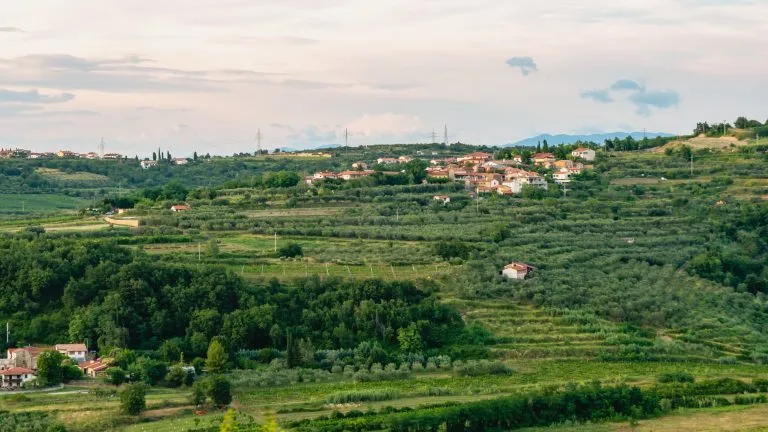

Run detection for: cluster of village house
[[0, 148, 123, 160], [0, 343, 111, 389], [306, 148, 597, 196], [140, 158, 189, 169]]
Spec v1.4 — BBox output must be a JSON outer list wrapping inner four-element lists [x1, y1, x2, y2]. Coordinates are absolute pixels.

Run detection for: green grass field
[[0, 193, 88, 215]]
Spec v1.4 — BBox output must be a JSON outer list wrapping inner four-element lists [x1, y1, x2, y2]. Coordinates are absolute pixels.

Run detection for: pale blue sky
[[0, 0, 766, 155]]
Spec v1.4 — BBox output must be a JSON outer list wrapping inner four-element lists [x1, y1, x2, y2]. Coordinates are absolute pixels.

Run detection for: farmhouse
[[55, 343, 88, 362], [78, 359, 113, 378], [572, 147, 596, 162], [532, 153, 556, 168], [56, 150, 77, 158], [140, 160, 158, 169], [377, 157, 401, 165], [171, 205, 190, 212], [433, 195, 451, 204], [6, 346, 49, 369], [503, 172, 548, 194], [501, 262, 535, 280], [351, 162, 369, 170], [339, 170, 374, 180], [0, 367, 36, 389], [103, 153, 123, 159], [173, 157, 189, 165], [458, 152, 493, 164], [398, 156, 413, 163]]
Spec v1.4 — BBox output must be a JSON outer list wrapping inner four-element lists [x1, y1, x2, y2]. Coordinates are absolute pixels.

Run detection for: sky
[[1, 0, 767, 156]]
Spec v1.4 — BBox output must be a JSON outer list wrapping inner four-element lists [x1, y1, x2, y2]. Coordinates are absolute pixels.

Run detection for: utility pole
[[6, 322, 9, 345], [256, 129, 262, 155], [99, 137, 105, 158], [345, 128, 349, 148], [444, 124, 448, 145], [431, 129, 437, 144]]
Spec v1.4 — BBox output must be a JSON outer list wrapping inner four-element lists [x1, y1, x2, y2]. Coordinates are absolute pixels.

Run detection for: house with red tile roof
[[501, 262, 535, 280], [55, 343, 88, 362], [571, 147, 596, 162], [0, 367, 36, 388]]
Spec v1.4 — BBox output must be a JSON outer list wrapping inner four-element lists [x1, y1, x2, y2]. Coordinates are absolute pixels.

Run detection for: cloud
[[505, 56, 538, 76], [610, 79, 645, 92], [0, 89, 75, 104], [215, 35, 320, 46], [581, 79, 680, 116], [0, 27, 23, 33], [629, 90, 680, 116], [580, 89, 613, 103]]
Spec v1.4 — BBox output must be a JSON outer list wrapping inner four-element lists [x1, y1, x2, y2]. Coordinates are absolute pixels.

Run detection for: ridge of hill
[[507, 131, 675, 147]]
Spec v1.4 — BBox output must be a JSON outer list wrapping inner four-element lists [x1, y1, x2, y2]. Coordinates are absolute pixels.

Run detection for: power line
[[431, 129, 437, 144], [256, 129, 262, 155], [444, 124, 448, 145]]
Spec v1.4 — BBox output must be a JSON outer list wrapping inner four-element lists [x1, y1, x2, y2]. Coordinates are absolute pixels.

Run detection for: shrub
[[120, 383, 148, 416], [207, 375, 232, 407], [278, 243, 304, 258], [104, 367, 127, 386], [658, 371, 695, 384], [454, 360, 514, 377], [326, 389, 401, 404]]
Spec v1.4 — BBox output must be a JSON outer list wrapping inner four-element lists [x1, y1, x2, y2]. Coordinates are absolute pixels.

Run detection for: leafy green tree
[[193, 151, 198, 161], [158, 338, 184, 363], [120, 383, 147, 416], [36, 351, 66, 386], [134, 357, 168, 386], [63, 364, 83, 382], [207, 239, 220, 258], [278, 243, 303, 258], [104, 367, 127, 386], [165, 365, 188, 388], [152, 152, 157, 161], [434, 240, 469, 260], [404, 159, 429, 184], [207, 375, 232, 407], [397, 323, 423, 353], [205, 339, 229, 374], [286, 332, 301, 368], [190, 379, 207, 406]]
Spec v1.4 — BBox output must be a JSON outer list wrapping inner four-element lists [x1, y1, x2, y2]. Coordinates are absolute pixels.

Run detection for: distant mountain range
[[506, 132, 675, 147]]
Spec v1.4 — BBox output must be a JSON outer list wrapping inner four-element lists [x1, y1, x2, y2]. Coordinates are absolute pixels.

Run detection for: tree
[[207, 375, 232, 407], [104, 367, 127, 386], [397, 323, 423, 353], [190, 379, 207, 406], [152, 152, 157, 161], [36, 351, 66, 386], [63, 364, 83, 382], [278, 243, 303, 258], [285, 332, 301, 368], [205, 339, 228, 374], [166, 151, 172, 160], [193, 151, 198, 161], [735, 116, 749, 129], [207, 238, 220, 258], [404, 159, 429, 184], [165, 365, 188, 388], [120, 383, 147, 416]]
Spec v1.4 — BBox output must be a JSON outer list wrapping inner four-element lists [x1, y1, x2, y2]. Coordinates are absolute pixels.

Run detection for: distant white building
[[173, 158, 188, 166], [501, 262, 535, 280], [571, 148, 596, 162], [140, 160, 158, 169], [55, 343, 88, 362], [503, 173, 548, 194], [433, 195, 451, 205]]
